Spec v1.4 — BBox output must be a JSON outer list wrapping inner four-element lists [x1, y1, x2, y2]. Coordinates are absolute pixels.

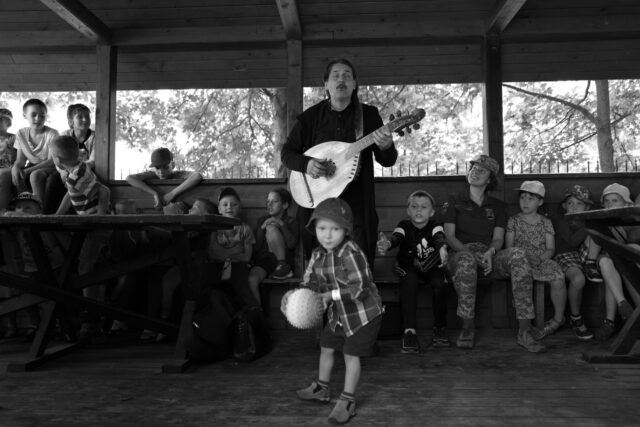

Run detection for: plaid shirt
[[303, 239, 382, 337], [56, 161, 100, 214]]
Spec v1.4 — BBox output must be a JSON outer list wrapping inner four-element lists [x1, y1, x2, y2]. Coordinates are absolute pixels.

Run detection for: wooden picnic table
[[0, 213, 239, 373], [566, 206, 640, 363]]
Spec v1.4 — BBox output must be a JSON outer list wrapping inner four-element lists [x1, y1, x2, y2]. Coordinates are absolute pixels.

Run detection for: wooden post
[[482, 33, 504, 190], [286, 39, 303, 133], [95, 45, 117, 182]]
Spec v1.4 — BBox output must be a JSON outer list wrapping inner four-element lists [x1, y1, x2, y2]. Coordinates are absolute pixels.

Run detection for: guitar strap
[[354, 99, 364, 140]]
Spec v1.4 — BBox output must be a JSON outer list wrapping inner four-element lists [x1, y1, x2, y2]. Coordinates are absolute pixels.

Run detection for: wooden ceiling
[[1, 0, 639, 91]]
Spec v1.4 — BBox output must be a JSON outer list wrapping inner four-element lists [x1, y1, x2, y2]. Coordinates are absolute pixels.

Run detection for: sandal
[[531, 317, 564, 340]]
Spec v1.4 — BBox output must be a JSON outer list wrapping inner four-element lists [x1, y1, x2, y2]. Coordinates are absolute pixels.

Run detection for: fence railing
[[117, 158, 639, 180]]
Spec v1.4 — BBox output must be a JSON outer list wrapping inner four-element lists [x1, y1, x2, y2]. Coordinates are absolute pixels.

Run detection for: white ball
[[284, 288, 325, 329]]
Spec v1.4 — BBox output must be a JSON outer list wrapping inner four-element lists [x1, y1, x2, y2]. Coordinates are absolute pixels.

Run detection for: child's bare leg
[[265, 225, 287, 260], [29, 169, 49, 203], [343, 354, 361, 394], [248, 266, 267, 306], [566, 267, 586, 316], [319, 346, 335, 383], [604, 286, 617, 320], [549, 278, 567, 322], [600, 256, 625, 303], [586, 236, 601, 260]]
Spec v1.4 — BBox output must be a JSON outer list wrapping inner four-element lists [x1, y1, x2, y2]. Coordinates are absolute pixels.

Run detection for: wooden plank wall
[[109, 173, 639, 330]]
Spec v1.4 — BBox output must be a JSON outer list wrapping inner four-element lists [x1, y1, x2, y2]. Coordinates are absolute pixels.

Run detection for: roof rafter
[[40, 0, 112, 45], [275, 0, 302, 40], [486, 0, 528, 33]]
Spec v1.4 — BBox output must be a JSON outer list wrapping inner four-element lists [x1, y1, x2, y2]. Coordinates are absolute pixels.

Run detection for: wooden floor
[[1, 328, 639, 427]]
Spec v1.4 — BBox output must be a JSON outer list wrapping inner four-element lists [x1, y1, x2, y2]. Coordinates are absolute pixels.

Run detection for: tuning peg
[[413, 123, 420, 130], [396, 111, 402, 118], [389, 114, 395, 121], [406, 128, 412, 134], [397, 130, 405, 137]]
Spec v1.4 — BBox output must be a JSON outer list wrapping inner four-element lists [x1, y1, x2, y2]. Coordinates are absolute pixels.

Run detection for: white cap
[[516, 180, 545, 198]]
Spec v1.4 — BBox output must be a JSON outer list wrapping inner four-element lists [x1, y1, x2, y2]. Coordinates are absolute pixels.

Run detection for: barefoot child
[[282, 198, 382, 424], [505, 181, 566, 340]]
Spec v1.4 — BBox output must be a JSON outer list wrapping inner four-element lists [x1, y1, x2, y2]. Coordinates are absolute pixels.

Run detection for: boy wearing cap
[[377, 190, 450, 352], [506, 181, 566, 340], [125, 147, 202, 210], [551, 184, 599, 340], [206, 187, 258, 309], [0, 108, 16, 210], [282, 197, 382, 424], [590, 183, 637, 340], [443, 154, 544, 353]]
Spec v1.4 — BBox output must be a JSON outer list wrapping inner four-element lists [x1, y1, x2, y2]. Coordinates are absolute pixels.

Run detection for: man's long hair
[[323, 58, 363, 139]]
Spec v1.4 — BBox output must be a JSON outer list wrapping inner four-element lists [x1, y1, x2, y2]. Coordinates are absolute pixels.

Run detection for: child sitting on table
[[505, 181, 566, 340], [377, 190, 449, 353], [0, 193, 65, 339], [591, 183, 637, 341], [0, 108, 17, 210], [61, 104, 95, 169], [551, 185, 598, 340], [282, 198, 382, 425], [248, 188, 299, 305], [51, 135, 111, 338], [11, 99, 60, 212], [125, 147, 202, 210]]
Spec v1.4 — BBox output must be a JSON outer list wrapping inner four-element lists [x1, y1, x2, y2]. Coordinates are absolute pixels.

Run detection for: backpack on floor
[[231, 307, 272, 362], [186, 288, 235, 363]]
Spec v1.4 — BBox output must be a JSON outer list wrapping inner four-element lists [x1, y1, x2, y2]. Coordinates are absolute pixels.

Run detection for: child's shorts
[[554, 245, 589, 273], [252, 251, 279, 275], [320, 315, 382, 357]]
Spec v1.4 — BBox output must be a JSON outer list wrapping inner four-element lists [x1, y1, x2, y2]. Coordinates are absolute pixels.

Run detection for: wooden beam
[[95, 45, 117, 182], [275, 0, 302, 40], [482, 33, 504, 187], [40, 0, 112, 44], [486, 0, 528, 33], [286, 39, 303, 133]]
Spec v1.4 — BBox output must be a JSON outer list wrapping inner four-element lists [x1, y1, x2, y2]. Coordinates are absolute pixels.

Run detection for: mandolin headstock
[[388, 109, 426, 136]]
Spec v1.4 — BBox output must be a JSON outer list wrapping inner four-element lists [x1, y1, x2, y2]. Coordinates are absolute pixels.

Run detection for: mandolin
[[289, 108, 426, 208]]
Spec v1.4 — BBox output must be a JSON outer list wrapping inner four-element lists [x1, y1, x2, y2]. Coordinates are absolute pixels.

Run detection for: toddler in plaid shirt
[[282, 197, 382, 425]]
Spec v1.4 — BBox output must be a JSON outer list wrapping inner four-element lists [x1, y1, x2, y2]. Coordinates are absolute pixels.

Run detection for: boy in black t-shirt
[[377, 190, 449, 353]]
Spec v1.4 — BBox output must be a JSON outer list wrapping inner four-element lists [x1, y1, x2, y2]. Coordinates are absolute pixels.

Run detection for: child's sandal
[[532, 317, 564, 340]]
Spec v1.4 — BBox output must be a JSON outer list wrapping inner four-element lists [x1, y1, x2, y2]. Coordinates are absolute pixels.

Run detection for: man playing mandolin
[[281, 58, 398, 266]]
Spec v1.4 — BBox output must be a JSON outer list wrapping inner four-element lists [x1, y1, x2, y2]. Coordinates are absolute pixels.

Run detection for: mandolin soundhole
[[323, 159, 337, 177]]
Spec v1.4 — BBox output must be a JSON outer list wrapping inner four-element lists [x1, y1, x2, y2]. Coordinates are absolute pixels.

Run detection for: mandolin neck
[[344, 123, 391, 159]]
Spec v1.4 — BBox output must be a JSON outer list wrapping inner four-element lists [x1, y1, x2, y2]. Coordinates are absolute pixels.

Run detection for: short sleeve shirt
[[208, 222, 256, 261], [0, 133, 16, 168], [131, 170, 194, 181], [62, 129, 95, 163], [442, 191, 507, 246]]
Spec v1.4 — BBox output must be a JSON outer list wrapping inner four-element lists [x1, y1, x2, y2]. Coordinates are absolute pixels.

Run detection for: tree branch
[[503, 83, 597, 124], [556, 113, 632, 152]]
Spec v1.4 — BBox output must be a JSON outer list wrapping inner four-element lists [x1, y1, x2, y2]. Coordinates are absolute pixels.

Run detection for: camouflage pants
[[447, 242, 535, 320]]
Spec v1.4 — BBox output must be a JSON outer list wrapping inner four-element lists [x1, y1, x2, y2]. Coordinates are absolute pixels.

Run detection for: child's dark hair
[[270, 188, 292, 210], [23, 98, 47, 113], [193, 198, 218, 214], [67, 104, 91, 127], [50, 135, 79, 159]]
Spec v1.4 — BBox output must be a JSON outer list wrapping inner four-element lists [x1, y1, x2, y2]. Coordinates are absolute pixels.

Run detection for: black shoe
[[270, 261, 293, 280], [401, 330, 419, 354], [583, 260, 603, 283], [432, 326, 451, 347], [569, 316, 593, 341]]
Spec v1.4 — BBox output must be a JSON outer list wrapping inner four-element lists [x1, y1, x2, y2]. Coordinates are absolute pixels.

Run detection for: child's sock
[[317, 379, 330, 390], [340, 391, 355, 403]]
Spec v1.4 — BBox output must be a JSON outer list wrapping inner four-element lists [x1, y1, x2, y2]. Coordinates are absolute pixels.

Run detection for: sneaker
[[569, 316, 593, 340], [296, 381, 330, 403], [595, 319, 616, 342], [328, 398, 357, 425], [517, 329, 546, 353], [270, 261, 293, 280], [401, 330, 420, 353], [583, 260, 603, 283], [530, 317, 564, 340], [432, 326, 451, 347], [618, 300, 634, 320], [456, 328, 475, 349], [109, 320, 128, 335]]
